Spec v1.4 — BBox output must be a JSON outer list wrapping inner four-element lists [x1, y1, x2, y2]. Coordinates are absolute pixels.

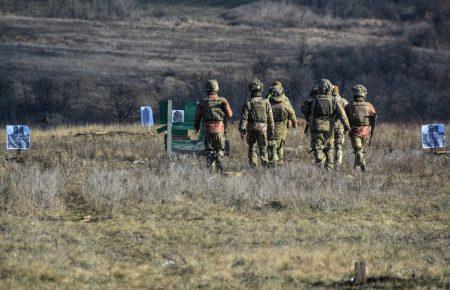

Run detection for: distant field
[[0, 123, 448, 288], [0, 12, 397, 83], [1, 1, 449, 123]]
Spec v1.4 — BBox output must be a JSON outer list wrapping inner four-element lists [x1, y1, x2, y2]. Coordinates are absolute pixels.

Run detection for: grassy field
[[0, 123, 448, 289]]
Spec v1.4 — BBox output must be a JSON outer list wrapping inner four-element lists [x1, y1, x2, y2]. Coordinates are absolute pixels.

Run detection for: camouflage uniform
[[332, 86, 349, 168], [268, 85, 297, 166], [344, 85, 377, 172], [266, 81, 295, 128], [194, 80, 233, 172], [239, 79, 275, 167], [301, 79, 350, 170]]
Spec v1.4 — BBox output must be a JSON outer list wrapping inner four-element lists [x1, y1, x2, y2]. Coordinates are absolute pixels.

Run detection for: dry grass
[[0, 122, 448, 289]]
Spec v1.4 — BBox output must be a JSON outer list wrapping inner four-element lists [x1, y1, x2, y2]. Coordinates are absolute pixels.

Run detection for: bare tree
[[31, 77, 60, 122], [110, 84, 138, 122]]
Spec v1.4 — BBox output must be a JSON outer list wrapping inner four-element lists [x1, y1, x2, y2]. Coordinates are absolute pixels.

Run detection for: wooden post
[[166, 100, 172, 156], [354, 261, 367, 284], [15, 149, 21, 162]]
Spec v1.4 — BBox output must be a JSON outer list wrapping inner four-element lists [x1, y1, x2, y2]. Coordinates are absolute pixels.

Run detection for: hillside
[[0, 1, 449, 123]]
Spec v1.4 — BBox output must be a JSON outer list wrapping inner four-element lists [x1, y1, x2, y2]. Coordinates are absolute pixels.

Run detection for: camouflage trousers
[[247, 129, 269, 167], [204, 132, 225, 172], [311, 130, 334, 170], [350, 135, 368, 171], [268, 138, 285, 166], [334, 128, 346, 167]]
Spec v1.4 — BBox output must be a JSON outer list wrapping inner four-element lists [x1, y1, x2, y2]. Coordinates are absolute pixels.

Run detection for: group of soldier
[[194, 78, 377, 172]]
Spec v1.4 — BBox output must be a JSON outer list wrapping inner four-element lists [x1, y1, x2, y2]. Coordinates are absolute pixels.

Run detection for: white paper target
[[172, 110, 184, 123], [421, 124, 446, 149], [6, 125, 31, 150]]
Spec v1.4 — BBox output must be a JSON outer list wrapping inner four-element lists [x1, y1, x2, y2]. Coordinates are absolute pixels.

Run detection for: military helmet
[[249, 79, 264, 92], [205, 79, 219, 93], [352, 85, 367, 98], [272, 81, 282, 87], [332, 85, 340, 96], [271, 85, 284, 96], [316, 79, 333, 95]]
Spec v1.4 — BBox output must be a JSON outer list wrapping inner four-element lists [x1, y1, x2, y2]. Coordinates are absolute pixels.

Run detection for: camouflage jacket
[[345, 98, 376, 137], [333, 95, 349, 130], [269, 95, 297, 139], [239, 95, 275, 138], [194, 94, 233, 134], [301, 94, 350, 133]]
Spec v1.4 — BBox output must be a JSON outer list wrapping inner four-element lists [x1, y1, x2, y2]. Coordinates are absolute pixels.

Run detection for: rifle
[[368, 115, 377, 147], [304, 119, 310, 135], [223, 118, 230, 157]]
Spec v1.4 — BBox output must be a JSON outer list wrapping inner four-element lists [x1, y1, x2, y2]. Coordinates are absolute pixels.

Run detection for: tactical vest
[[312, 96, 334, 119], [271, 101, 288, 123], [249, 98, 267, 123], [310, 95, 335, 132], [348, 101, 371, 126], [202, 98, 225, 122]]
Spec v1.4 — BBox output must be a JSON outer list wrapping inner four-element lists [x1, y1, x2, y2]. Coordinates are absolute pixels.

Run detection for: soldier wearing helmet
[[239, 79, 275, 167], [344, 85, 377, 172], [194, 79, 233, 172], [301, 79, 350, 170], [268, 83, 297, 166], [267, 81, 295, 128], [331, 85, 349, 170]]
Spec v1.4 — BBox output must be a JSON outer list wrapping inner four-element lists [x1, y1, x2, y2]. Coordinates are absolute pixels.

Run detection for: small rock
[[163, 259, 176, 267], [82, 215, 92, 223]]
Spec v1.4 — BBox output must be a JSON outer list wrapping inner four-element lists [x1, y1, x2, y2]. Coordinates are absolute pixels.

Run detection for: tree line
[[1, 41, 449, 124]]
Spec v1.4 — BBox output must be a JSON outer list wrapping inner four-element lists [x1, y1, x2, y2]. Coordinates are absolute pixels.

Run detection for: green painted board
[[158, 99, 205, 154], [159, 100, 169, 124], [184, 101, 197, 126]]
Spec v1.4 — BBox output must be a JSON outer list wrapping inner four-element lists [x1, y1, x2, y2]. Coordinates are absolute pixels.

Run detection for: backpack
[[203, 98, 225, 122]]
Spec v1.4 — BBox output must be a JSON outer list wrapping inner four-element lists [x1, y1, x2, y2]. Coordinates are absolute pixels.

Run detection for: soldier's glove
[[292, 120, 298, 129]]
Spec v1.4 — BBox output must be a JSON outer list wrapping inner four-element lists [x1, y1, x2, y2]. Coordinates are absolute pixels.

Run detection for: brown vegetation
[[0, 2, 449, 287], [0, 123, 448, 288], [0, 1, 449, 124]]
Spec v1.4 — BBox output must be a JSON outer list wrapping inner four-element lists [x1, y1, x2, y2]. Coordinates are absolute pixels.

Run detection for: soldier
[[345, 85, 377, 172], [239, 79, 275, 168], [267, 81, 295, 129], [301, 79, 350, 170], [332, 85, 349, 169], [194, 80, 233, 172], [268, 84, 297, 166]]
